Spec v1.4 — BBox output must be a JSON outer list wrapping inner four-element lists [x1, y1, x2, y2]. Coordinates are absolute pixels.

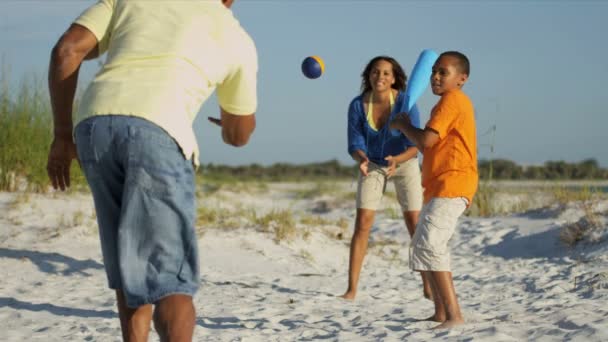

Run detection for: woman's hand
[[384, 155, 397, 178], [359, 156, 370, 177], [352, 150, 370, 177]]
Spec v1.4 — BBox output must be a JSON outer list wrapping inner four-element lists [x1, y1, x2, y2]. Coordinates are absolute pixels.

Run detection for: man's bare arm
[[208, 108, 256, 147], [49, 24, 99, 138]]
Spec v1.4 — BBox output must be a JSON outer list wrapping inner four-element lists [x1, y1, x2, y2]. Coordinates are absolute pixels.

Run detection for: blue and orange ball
[[301, 56, 325, 79]]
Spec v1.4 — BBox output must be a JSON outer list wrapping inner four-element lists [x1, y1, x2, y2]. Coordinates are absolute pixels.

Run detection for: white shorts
[[356, 158, 423, 212], [409, 197, 467, 271]]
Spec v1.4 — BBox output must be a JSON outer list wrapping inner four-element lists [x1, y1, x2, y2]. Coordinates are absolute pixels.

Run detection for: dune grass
[[0, 70, 86, 192], [558, 190, 607, 247], [551, 185, 597, 206], [291, 182, 341, 200], [467, 183, 506, 217], [255, 209, 298, 243]]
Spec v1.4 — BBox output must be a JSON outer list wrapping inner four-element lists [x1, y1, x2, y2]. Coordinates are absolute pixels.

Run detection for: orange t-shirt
[[421, 89, 478, 204]]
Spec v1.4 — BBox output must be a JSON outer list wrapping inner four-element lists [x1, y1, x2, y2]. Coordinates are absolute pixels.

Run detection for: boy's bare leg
[[116, 290, 153, 342], [340, 208, 375, 300], [153, 294, 196, 342], [421, 272, 433, 300], [430, 271, 464, 329], [417, 271, 446, 322], [403, 210, 433, 300]]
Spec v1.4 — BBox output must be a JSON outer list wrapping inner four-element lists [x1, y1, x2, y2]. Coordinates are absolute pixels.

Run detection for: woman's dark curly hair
[[360, 56, 407, 94]]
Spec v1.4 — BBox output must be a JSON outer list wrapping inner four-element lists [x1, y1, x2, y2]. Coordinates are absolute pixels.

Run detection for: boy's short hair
[[439, 51, 470, 76]]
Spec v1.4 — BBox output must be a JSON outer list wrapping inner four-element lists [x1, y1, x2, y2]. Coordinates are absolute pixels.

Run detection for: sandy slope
[[1, 183, 607, 341]]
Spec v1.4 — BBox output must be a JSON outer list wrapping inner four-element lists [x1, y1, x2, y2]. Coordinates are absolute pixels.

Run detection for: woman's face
[[369, 60, 395, 93]]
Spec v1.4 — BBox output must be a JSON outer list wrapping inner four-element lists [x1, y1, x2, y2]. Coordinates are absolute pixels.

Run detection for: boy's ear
[[458, 73, 469, 87]]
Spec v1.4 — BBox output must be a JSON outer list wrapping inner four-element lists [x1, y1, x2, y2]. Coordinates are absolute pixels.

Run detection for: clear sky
[[1, 1, 607, 166]]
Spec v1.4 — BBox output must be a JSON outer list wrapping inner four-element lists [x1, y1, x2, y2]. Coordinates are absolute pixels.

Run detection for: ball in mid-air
[[301, 56, 325, 79]]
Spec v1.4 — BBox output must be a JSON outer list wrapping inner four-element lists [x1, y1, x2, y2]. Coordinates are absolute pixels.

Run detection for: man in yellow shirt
[[46, 0, 256, 340], [391, 51, 477, 329]]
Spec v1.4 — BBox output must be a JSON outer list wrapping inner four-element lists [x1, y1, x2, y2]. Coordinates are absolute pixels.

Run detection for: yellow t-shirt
[[421, 89, 478, 204], [74, 0, 258, 166]]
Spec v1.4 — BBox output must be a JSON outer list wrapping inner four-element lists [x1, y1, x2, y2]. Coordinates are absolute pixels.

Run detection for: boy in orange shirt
[[390, 51, 477, 329]]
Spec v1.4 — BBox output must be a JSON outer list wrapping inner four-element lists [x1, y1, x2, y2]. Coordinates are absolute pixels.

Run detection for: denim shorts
[[74, 115, 199, 308]]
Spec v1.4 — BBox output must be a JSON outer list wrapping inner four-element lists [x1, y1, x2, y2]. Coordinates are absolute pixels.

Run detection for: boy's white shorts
[[409, 197, 468, 271]]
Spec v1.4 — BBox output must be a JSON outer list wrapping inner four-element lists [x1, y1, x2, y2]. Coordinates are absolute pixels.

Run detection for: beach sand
[[1, 182, 607, 341]]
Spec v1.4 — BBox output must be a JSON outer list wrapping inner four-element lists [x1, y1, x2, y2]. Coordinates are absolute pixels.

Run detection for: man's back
[[75, 0, 258, 162]]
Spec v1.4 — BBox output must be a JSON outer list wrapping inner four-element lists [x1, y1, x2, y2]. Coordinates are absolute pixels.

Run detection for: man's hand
[[389, 112, 411, 131], [384, 155, 397, 178], [207, 116, 222, 127], [47, 137, 78, 191], [211, 109, 256, 147]]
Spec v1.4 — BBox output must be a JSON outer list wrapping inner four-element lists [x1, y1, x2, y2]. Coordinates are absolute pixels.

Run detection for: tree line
[[200, 158, 608, 181], [479, 158, 608, 180]]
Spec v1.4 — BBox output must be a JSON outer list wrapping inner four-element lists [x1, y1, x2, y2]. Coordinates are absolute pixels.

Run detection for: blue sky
[[1, 1, 607, 166]]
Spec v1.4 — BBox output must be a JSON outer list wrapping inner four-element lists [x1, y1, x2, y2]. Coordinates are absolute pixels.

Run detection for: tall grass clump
[[559, 201, 605, 247], [196, 205, 255, 233], [256, 209, 297, 243], [551, 185, 596, 207], [0, 67, 85, 192], [555, 186, 606, 247], [468, 182, 497, 217]]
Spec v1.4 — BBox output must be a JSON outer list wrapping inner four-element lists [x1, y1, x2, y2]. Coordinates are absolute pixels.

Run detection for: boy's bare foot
[[433, 318, 465, 329], [416, 314, 446, 323], [339, 292, 356, 300]]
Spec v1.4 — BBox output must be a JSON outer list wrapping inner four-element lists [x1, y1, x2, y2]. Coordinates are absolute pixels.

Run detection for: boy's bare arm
[[390, 114, 439, 152], [389, 146, 418, 163], [404, 126, 439, 152]]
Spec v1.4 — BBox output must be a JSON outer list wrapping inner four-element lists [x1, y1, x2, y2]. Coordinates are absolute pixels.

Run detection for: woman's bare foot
[[416, 314, 446, 323], [339, 291, 356, 300], [433, 318, 465, 329]]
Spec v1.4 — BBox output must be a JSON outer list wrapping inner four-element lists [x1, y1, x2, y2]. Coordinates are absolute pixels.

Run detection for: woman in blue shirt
[[341, 56, 430, 300]]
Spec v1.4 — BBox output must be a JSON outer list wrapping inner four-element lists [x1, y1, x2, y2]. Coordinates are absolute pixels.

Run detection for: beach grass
[[0, 70, 87, 192]]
